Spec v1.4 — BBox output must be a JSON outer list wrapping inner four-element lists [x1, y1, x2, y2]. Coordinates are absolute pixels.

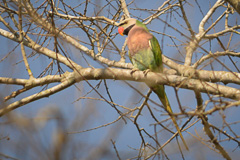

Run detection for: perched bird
[[118, 18, 188, 150]]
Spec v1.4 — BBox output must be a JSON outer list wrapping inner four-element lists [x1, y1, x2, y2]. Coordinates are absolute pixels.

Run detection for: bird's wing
[[149, 35, 163, 73]]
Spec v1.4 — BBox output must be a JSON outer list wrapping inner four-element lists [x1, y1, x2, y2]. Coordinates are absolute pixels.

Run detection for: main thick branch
[[1, 67, 240, 117]]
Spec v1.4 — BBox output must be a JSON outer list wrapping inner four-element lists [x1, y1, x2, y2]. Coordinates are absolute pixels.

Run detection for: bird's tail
[[150, 84, 189, 150]]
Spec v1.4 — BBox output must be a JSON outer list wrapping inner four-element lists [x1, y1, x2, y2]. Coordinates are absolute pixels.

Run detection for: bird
[[118, 18, 189, 150]]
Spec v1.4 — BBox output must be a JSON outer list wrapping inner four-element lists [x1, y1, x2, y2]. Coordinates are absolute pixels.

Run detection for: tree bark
[[226, 0, 240, 14]]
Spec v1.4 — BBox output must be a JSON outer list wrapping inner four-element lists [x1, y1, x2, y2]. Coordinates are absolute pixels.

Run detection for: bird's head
[[118, 18, 137, 36]]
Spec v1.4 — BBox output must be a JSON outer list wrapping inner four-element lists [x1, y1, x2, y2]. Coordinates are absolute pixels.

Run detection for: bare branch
[[226, 0, 240, 14], [119, 0, 130, 18], [0, 74, 75, 117], [1, 0, 240, 159]]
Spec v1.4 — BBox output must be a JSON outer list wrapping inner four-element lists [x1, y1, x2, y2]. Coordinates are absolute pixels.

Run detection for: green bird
[[118, 18, 188, 150]]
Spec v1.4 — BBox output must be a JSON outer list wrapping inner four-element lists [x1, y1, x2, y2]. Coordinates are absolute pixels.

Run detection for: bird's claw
[[143, 69, 150, 77], [130, 68, 150, 77], [130, 68, 139, 75]]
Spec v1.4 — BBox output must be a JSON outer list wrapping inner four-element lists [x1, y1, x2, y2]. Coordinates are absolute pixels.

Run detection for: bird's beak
[[118, 27, 124, 36]]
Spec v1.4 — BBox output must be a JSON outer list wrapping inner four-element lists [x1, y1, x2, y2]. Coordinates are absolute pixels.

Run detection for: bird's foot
[[143, 69, 150, 77], [130, 68, 139, 75]]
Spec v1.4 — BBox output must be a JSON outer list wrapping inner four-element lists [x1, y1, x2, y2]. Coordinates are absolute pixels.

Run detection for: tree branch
[[0, 74, 75, 117], [119, 0, 130, 18], [225, 0, 240, 14], [163, 55, 240, 85], [184, 0, 224, 66]]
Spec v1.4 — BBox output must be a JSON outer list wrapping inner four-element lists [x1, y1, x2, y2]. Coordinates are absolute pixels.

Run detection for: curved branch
[[163, 55, 240, 85], [201, 117, 231, 159], [119, 0, 130, 18], [226, 0, 240, 14], [1, 67, 240, 117], [204, 25, 240, 39], [0, 28, 80, 69], [193, 51, 240, 68], [184, 0, 224, 66], [70, 68, 240, 100], [0, 74, 75, 117], [49, 12, 119, 26]]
